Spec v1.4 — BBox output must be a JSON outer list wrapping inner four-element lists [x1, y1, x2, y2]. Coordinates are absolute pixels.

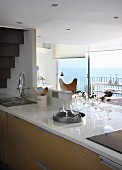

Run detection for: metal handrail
[[59, 76, 122, 96]]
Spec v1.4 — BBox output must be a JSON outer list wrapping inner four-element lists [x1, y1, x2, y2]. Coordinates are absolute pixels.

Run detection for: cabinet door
[[6, 114, 26, 170], [53, 137, 112, 170], [0, 110, 7, 162], [25, 152, 50, 170], [25, 123, 57, 169], [25, 122, 111, 170]]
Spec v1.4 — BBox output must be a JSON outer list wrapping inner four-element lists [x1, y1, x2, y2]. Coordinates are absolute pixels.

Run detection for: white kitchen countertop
[[0, 101, 122, 166]]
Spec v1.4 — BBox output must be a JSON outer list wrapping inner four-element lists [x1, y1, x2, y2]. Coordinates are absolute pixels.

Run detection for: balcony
[[60, 76, 122, 97]]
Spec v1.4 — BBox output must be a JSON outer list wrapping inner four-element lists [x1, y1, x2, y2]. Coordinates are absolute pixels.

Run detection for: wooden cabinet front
[[6, 114, 26, 170], [25, 151, 50, 170], [0, 111, 112, 170], [54, 137, 111, 170], [25, 122, 111, 170], [25, 123, 56, 170], [0, 110, 7, 162]]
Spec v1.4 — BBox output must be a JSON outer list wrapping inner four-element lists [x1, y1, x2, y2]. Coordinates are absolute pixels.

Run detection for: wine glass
[[92, 101, 105, 125], [92, 98, 102, 112], [63, 101, 72, 117], [103, 118, 113, 133], [72, 99, 82, 113], [103, 104, 112, 120], [83, 99, 90, 113]]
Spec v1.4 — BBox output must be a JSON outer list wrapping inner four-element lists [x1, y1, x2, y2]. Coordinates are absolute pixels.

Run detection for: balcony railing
[[60, 76, 122, 97]]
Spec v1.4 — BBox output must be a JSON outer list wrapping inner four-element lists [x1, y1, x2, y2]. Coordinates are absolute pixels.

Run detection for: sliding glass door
[[90, 50, 122, 97], [58, 55, 89, 94]]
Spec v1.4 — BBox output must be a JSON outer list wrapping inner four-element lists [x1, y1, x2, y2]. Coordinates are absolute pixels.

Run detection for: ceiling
[[1, 0, 122, 45]]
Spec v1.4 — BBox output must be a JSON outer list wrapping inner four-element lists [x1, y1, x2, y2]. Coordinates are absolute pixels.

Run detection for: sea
[[60, 67, 122, 78]]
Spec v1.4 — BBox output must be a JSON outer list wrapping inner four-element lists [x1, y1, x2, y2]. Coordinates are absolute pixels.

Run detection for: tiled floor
[[0, 160, 12, 170]]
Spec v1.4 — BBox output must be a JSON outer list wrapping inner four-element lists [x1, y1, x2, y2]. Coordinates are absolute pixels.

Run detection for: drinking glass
[[103, 104, 112, 120], [103, 118, 113, 133], [63, 102, 72, 117], [72, 99, 82, 113], [83, 99, 90, 113], [92, 98, 102, 112]]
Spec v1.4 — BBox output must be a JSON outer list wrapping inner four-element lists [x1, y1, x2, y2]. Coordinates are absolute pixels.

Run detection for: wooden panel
[[6, 115, 19, 169], [25, 122, 111, 170], [0, 27, 24, 44], [0, 57, 15, 68], [0, 69, 11, 78], [0, 110, 7, 162], [53, 137, 112, 170], [26, 123, 58, 169], [6, 114, 26, 170], [25, 152, 46, 170], [0, 43, 19, 56], [0, 79, 7, 88]]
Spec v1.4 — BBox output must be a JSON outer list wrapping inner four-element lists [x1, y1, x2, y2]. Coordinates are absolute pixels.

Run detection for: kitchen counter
[[0, 101, 122, 166]]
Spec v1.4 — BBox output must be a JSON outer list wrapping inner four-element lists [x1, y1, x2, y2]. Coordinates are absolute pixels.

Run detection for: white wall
[[36, 46, 57, 89], [1, 28, 37, 98]]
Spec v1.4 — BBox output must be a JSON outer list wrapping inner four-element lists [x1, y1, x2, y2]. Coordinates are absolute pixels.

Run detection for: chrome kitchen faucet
[[17, 72, 26, 99]]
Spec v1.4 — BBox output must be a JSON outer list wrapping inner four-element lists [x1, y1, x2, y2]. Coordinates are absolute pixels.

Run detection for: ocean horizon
[[60, 67, 122, 78]]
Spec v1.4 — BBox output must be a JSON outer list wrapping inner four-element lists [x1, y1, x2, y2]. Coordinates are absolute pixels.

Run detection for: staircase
[[0, 27, 24, 88]]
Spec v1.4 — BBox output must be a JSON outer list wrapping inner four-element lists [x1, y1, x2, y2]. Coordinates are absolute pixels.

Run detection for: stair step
[[0, 56, 15, 68], [0, 69, 11, 78], [0, 27, 25, 88], [0, 27, 24, 44], [0, 79, 7, 88], [0, 43, 19, 57]]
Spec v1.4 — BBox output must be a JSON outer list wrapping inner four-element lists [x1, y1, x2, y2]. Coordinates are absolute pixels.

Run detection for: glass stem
[[66, 111, 68, 117], [107, 112, 109, 119]]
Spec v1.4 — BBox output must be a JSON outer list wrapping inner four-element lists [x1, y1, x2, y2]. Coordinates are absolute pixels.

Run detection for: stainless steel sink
[[0, 97, 37, 107]]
